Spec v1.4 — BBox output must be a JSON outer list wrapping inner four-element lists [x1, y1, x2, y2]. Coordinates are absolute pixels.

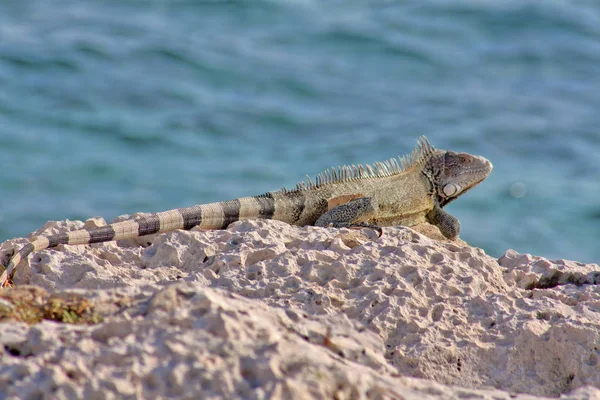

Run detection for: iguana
[[0, 136, 492, 286]]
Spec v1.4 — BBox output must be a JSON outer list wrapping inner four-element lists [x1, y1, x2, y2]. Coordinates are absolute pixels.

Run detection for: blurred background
[[0, 0, 598, 263]]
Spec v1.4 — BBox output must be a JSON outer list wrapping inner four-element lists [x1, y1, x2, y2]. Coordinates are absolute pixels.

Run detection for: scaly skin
[[0, 137, 492, 286]]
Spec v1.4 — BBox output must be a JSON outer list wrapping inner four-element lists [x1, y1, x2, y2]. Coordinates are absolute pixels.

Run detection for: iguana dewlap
[[1, 137, 492, 286]]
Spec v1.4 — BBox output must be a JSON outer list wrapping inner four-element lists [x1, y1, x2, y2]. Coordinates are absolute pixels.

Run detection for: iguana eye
[[443, 184, 459, 197]]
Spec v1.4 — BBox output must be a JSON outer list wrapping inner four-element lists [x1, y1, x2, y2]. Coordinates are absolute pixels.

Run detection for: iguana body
[[1, 137, 492, 286]]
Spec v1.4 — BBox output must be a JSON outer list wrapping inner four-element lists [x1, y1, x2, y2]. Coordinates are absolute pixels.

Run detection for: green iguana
[[1, 137, 492, 286]]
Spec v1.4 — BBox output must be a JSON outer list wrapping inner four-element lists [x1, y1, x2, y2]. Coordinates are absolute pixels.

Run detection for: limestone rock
[[1, 219, 599, 399]]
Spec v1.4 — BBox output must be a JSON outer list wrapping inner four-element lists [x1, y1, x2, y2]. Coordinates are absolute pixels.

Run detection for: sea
[[1, 0, 599, 264]]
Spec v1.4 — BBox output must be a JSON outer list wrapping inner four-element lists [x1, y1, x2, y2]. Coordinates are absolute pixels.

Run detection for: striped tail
[[0, 195, 277, 287]]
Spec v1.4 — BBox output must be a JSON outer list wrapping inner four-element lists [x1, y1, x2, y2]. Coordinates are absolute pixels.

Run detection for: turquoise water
[[1, 1, 599, 263]]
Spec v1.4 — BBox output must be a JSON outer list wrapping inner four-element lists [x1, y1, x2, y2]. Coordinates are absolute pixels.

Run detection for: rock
[[0, 218, 599, 399]]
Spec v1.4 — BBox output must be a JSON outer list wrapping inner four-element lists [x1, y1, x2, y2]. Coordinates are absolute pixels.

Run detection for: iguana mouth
[[439, 174, 489, 207]]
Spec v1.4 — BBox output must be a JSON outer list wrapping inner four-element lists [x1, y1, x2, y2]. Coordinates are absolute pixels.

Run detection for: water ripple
[[0, 0, 599, 262]]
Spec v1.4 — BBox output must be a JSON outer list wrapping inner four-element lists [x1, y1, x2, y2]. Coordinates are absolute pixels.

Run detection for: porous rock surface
[[1, 218, 599, 399]]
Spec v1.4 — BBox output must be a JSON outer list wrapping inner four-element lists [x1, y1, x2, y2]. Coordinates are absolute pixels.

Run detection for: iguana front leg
[[315, 197, 382, 237], [427, 202, 460, 240]]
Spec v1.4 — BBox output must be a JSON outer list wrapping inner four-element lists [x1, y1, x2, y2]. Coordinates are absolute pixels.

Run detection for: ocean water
[[1, 1, 599, 263]]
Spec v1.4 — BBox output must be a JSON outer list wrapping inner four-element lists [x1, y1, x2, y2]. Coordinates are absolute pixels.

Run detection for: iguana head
[[423, 149, 493, 207]]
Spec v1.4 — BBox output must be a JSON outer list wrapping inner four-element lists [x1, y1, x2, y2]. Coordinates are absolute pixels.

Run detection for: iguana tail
[[1, 196, 277, 286]]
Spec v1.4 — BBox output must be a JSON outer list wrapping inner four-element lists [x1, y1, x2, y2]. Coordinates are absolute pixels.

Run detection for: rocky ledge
[[0, 218, 599, 399]]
